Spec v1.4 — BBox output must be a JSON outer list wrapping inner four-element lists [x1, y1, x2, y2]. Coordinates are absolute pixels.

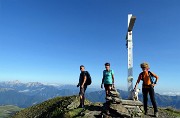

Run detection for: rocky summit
[[12, 92, 180, 118]]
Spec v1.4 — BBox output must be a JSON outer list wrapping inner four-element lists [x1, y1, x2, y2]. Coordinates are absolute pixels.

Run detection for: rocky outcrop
[[120, 99, 143, 117], [101, 87, 143, 118]]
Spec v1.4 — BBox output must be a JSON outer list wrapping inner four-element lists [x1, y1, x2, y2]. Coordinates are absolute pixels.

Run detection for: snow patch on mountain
[[19, 89, 30, 93], [162, 91, 180, 96]]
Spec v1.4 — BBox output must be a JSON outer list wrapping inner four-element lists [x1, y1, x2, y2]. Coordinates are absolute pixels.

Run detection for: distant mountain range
[[0, 80, 179, 109]]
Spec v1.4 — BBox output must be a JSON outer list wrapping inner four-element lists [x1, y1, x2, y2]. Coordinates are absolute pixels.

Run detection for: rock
[[120, 100, 143, 117], [124, 105, 142, 112], [109, 104, 131, 118], [67, 96, 79, 110], [111, 87, 116, 91], [121, 100, 143, 106], [80, 103, 104, 118], [83, 110, 102, 118], [122, 100, 143, 117], [136, 112, 142, 117], [123, 105, 143, 117], [112, 97, 122, 104], [110, 91, 120, 97], [140, 106, 144, 111], [106, 96, 112, 101]]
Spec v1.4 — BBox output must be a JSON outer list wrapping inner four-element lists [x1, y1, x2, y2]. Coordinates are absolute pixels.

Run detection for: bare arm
[[101, 77, 104, 84], [134, 74, 141, 89], [112, 74, 115, 88], [77, 76, 80, 87], [101, 73, 105, 89], [102, 71, 105, 84], [112, 74, 115, 84]]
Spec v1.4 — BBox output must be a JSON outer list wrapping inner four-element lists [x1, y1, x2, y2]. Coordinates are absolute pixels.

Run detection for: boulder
[[110, 91, 120, 97], [109, 104, 131, 118], [112, 97, 122, 104]]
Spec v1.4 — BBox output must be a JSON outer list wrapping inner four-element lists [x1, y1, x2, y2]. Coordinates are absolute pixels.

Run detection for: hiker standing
[[77, 65, 91, 108], [101, 63, 115, 99], [134, 62, 159, 117]]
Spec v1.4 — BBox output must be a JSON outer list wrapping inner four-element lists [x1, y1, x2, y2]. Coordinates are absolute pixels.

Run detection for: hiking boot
[[154, 112, 159, 117]]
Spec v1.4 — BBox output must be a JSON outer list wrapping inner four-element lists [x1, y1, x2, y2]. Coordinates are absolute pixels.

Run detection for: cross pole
[[126, 14, 136, 99]]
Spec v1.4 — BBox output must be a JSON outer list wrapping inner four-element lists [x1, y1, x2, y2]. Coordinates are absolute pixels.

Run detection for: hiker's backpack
[[85, 71, 92, 85], [141, 71, 156, 85]]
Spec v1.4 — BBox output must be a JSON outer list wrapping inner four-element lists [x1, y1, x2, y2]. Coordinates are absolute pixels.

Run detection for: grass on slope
[[12, 95, 81, 118], [147, 107, 180, 118], [0, 105, 23, 118], [163, 107, 180, 117]]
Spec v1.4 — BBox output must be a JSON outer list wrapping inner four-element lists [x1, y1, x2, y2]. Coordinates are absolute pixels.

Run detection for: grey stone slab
[[124, 105, 142, 113], [121, 100, 143, 106]]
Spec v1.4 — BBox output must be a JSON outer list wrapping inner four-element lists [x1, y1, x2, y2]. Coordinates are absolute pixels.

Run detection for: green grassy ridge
[[0, 105, 23, 118], [12, 95, 80, 118], [161, 107, 180, 117]]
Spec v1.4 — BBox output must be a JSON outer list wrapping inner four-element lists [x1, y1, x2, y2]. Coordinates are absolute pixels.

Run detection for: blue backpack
[[148, 71, 156, 84]]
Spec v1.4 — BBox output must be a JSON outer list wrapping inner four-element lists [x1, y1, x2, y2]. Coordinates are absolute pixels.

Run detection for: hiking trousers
[[142, 87, 158, 113]]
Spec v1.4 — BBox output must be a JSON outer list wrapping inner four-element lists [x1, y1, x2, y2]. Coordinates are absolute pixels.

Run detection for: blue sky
[[0, 0, 180, 92]]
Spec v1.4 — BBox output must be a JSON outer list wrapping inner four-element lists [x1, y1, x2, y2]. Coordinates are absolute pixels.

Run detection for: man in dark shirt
[[77, 65, 87, 108]]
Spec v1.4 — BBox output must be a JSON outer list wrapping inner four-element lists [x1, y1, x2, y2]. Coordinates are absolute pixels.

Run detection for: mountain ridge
[[0, 81, 179, 109]]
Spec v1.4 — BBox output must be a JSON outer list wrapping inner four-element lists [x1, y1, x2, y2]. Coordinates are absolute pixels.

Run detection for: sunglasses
[[142, 67, 149, 70]]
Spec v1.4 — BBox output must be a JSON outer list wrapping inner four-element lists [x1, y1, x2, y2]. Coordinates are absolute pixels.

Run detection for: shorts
[[79, 85, 87, 96], [104, 84, 112, 88]]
